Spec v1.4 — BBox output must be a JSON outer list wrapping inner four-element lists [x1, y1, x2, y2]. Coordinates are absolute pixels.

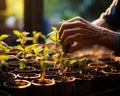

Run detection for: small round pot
[[89, 70, 108, 92], [0, 72, 17, 87], [73, 73, 93, 96], [98, 56, 115, 64], [87, 63, 108, 71], [17, 73, 41, 81], [8, 60, 19, 68], [1, 72, 17, 81], [45, 71, 62, 79], [102, 68, 120, 89], [15, 66, 36, 73], [48, 67, 60, 71], [102, 67, 120, 75], [29, 78, 55, 96], [54, 76, 75, 96], [3, 79, 31, 96]]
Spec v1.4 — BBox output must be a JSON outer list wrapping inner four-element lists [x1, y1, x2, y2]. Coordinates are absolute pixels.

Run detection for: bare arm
[[92, 18, 116, 31], [59, 17, 115, 53]]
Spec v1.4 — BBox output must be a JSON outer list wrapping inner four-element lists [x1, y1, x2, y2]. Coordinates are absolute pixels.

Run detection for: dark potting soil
[[33, 79, 53, 84], [5, 80, 28, 87]]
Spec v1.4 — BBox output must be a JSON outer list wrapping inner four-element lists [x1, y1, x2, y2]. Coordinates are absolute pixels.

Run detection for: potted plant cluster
[[0, 34, 17, 87], [0, 25, 120, 96], [3, 79, 31, 96], [29, 45, 55, 96]]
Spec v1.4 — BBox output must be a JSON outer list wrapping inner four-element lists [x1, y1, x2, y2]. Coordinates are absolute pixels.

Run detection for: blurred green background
[[44, 0, 112, 23], [0, 0, 113, 29]]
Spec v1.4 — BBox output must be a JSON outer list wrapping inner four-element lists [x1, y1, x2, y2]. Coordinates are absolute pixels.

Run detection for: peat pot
[[89, 70, 108, 92], [15, 66, 36, 73], [74, 73, 93, 96], [54, 76, 75, 96], [29, 78, 55, 96], [102, 68, 120, 89], [3, 79, 31, 96], [0, 72, 17, 89], [17, 73, 41, 81]]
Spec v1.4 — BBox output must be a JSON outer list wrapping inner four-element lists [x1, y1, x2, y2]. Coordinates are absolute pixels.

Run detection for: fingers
[[58, 16, 93, 53], [62, 42, 83, 53], [61, 27, 81, 41], [69, 42, 83, 53], [61, 26, 94, 42], [59, 20, 85, 39], [62, 33, 81, 53], [67, 16, 84, 22]]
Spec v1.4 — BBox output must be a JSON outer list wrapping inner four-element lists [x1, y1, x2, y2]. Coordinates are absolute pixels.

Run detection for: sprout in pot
[[13, 30, 44, 71], [36, 46, 53, 80], [30, 46, 55, 96], [39, 60, 53, 83], [0, 34, 10, 76], [53, 53, 76, 96], [0, 55, 9, 77], [13, 30, 33, 69], [46, 27, 61, 51], [0, 34, 16, 83], [60, 56, 77, 78], [45, 27, 63, 70], [87, 59, 108, 72], [46, 26, 75, 80]]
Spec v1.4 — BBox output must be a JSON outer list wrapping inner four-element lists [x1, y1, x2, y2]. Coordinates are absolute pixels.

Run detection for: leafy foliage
[[32, 31, 46, 44], [46, 27, 61, 44], [0, 34, 10, 75]]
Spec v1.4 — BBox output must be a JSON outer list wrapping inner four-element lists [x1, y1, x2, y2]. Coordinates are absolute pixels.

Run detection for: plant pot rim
[[15, 66, 36, 73], [8, 72, 17, 79], [87, 63, 108, 68], [75, 74, 94, 80], [17, 73, 41, 79], [31, 78, 55, 86], [3, 79, 31, 89], [55, 76, 75, 83], [102, 69, 120, 75]]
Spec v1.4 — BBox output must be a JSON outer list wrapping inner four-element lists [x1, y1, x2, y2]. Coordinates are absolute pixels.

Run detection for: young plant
[[45, 27, 63, 69], [52, 53, 60, 68], [0, 34, 11, 54], [77, 57, 87, 74], [32, 31, 46, 44], [35, 46, 52, 83], [34, 46, 52, 84], [0, 55, 9, 76], [13, 30, 38, 69], [40, 60, 52, 83], [46, 27, 61, 52], [59, 56, 77, 80], [0, 34, 10, 76]]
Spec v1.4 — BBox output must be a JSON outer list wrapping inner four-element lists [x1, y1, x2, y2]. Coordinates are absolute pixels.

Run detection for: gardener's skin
[[59, 16, 115, 53]]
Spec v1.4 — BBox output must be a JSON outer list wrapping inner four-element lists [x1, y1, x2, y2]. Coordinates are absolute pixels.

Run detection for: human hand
[[59, 16, 102, 53]]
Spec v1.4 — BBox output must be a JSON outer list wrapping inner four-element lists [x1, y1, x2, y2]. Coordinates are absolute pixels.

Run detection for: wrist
[[96, 27, 115, 49]]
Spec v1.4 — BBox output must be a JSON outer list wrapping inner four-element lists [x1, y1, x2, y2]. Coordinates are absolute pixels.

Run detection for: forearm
[[92, 18, 109, 28], [98, 28, 115, 50], [92, 18, 116, 31], [97, 27, 120, 56]]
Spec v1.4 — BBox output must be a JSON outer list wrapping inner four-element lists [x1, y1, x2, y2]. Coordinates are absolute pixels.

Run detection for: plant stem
[[41, 69, 46, 82], [23, 45, 26, 59]]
